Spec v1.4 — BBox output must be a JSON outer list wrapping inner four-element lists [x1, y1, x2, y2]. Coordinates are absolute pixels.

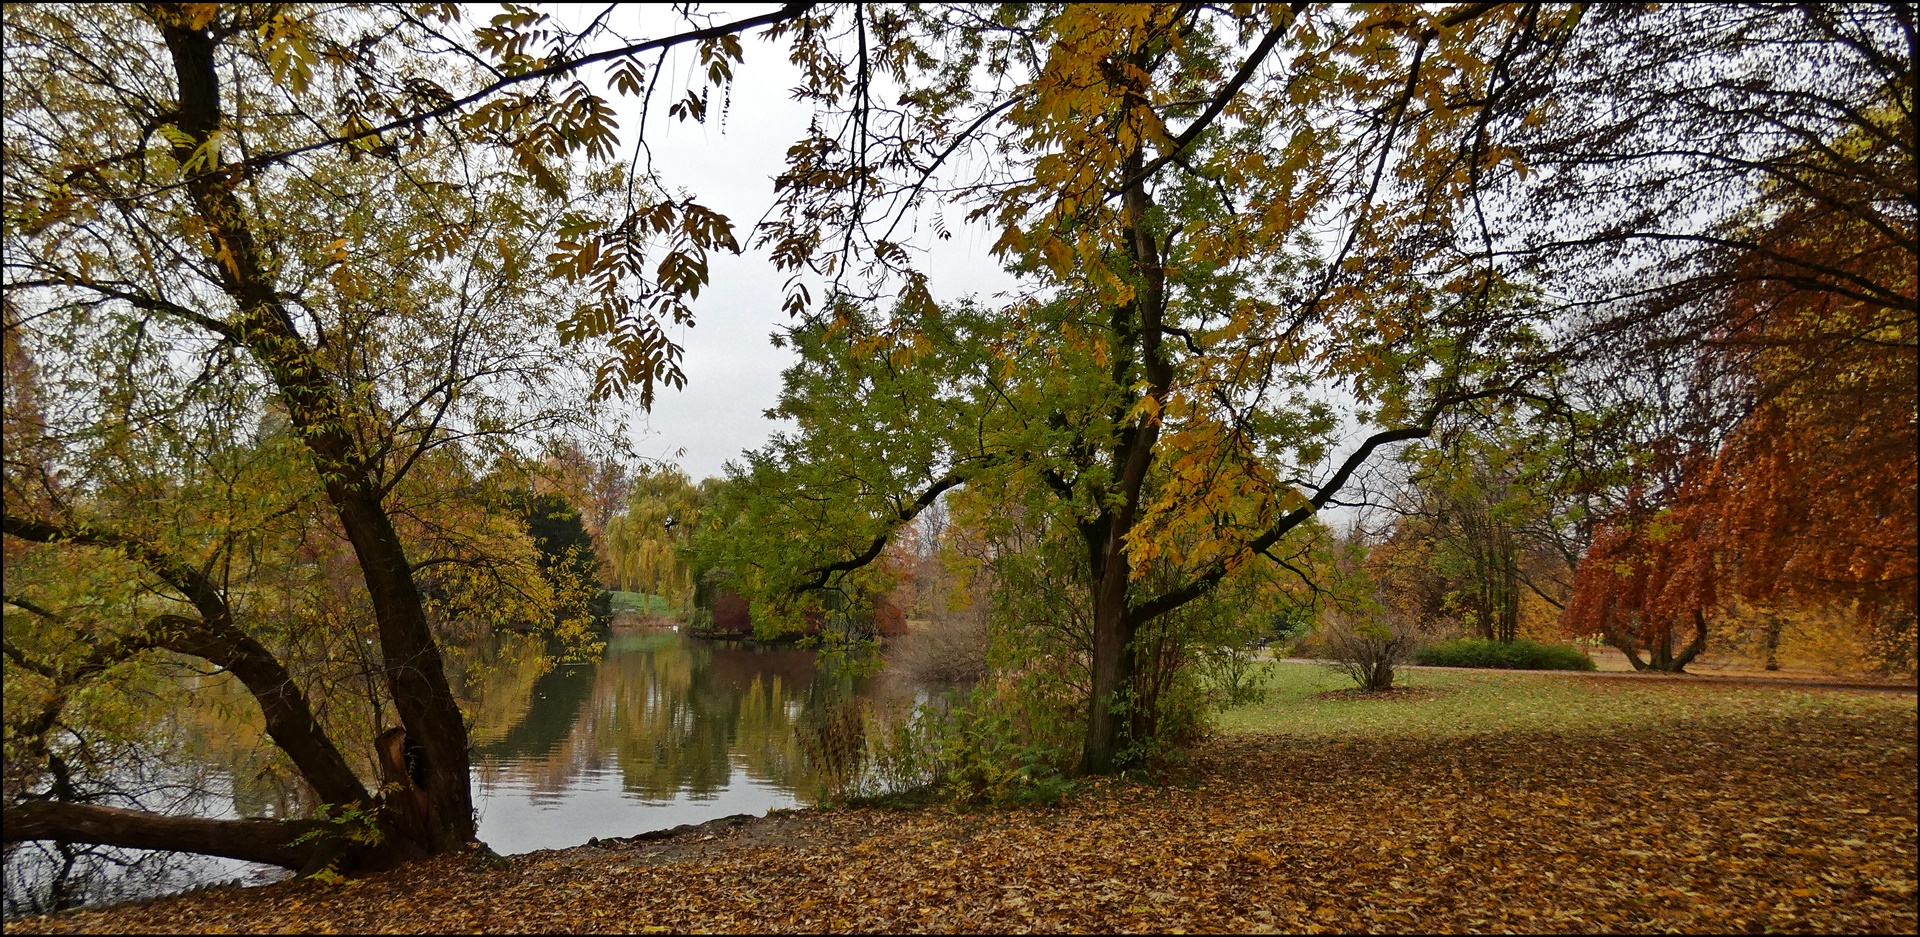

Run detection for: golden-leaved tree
[[604, 468, 700, 606], [702, 2, 1911, 763], [702, 3, 1578, 772], [2, 2, 812, 872]]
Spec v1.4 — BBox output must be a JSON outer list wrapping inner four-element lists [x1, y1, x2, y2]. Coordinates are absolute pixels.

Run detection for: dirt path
[[1272, 657, 1918, 694]]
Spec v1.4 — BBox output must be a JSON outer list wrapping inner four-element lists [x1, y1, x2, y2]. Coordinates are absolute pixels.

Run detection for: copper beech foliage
[[1566, 178, 1917, 674]]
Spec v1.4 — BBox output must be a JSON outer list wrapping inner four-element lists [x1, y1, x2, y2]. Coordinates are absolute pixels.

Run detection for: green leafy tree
[[710, 3, 1562, 773], [1375, 417, 1595, 644], [510, 491, 612, 648], [2, 1, 802, 869], [604, 468, 701, 609]]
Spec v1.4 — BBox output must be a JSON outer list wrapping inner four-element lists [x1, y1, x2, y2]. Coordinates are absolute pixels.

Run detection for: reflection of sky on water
[[462, 624, 837, 857], [2, 769, 290, 919], [473, 762, 801, 854], [3, 841, 290, 920], [8, 623, 913, 916]]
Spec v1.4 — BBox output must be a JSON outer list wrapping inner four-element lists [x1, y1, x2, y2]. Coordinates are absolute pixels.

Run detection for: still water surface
[[471, 622, 873, 851], [3, 619, 922, 916]]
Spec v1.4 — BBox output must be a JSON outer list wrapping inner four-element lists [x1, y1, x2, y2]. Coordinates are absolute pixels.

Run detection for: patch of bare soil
[[1581, 647, 1918, 688], [12, 705, 1916, 934]]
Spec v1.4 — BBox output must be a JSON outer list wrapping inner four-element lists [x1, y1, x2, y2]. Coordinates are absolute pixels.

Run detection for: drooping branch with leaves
[[4, 1, 802, 871]]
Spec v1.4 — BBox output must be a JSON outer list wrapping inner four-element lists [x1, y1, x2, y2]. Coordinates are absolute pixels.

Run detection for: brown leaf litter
[[11, 697, 1915, 934]]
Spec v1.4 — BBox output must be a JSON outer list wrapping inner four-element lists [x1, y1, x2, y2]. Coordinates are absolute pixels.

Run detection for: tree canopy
[[3, 0, 1912, 889], [4, 0, 805, 875]]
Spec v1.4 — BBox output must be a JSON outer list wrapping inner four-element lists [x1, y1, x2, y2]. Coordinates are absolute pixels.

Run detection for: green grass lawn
[[1219, 660, 1917, 739], [607, 591, 678, 616]]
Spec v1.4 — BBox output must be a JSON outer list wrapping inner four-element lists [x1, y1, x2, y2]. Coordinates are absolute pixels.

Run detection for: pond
[[3, 618, 938, 917], [468, 621, 913, 851]]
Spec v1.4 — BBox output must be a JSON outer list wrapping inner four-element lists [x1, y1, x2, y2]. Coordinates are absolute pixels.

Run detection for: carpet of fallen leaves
[[12, 696, 1915, 934]]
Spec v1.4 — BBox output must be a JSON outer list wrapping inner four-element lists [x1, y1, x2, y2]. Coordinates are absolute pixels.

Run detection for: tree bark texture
[[159, 14, 473, 852], [3, 801, 330, 871], [1079, 153, 1172, 775]]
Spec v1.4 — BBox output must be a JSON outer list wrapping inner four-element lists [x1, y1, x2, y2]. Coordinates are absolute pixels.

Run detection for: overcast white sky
[[583, 5, 1020, 481]]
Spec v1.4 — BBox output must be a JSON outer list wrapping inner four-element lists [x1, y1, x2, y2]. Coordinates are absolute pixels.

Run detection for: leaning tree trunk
[[159, 15, 473, 859], [0, 516, 390, 871], [330, 491, 476, 855], [4, 802, 336, 871]]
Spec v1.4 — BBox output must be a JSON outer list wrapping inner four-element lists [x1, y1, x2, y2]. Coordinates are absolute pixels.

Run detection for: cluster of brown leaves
[[1564, 192, 1917, 669], [16, 694, 1915, 934]]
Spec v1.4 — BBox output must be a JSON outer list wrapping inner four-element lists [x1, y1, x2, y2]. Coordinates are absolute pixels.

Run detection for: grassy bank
[[1218, 660, 1906, 738], [607, 591, 678, 616], [14, 666, 1915, 934]]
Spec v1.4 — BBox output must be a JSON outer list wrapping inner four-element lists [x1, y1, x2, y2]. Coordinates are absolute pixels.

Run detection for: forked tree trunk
[[1619, 610, 1709, 673], [1669, 609, 1709, 671]]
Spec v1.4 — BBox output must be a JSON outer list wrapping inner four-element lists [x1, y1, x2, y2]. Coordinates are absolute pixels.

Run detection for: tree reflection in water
[[6, 617, 910, 916], [3, 839, 286, 919], [469, 619, 889, 852]]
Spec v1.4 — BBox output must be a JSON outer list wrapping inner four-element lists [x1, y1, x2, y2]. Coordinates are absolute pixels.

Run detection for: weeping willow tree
[[603, 469, 700, 609]]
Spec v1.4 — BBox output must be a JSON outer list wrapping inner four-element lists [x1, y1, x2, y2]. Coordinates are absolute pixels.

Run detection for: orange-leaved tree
[[1567, 153, 1917, 672]]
